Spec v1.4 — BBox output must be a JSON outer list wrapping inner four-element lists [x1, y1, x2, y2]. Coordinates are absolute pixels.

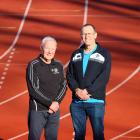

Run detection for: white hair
[[40, 36, 57, 49]]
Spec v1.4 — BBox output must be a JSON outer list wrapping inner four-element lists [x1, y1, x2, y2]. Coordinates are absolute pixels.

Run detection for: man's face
[[42, 40, 57, 60], [81, 26, 97, 46]]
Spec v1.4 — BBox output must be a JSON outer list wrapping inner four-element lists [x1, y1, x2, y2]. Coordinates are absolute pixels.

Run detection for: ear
[[40, 47, 44, 55], [94, 32, 97, 39]]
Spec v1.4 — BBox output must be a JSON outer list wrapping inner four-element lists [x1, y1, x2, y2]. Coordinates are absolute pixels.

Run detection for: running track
[[0, 0, 140, 140]]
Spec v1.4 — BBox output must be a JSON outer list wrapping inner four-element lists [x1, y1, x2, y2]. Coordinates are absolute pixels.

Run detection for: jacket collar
[[79, 42, 101, 54]]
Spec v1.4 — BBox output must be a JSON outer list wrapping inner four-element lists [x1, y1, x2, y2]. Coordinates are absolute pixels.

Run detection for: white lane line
[[0, 62, 27, 66], [122, 136, 140, 139], [30, 9, 81, 12], [6, 63, 11, 67], [63, 61, 69, 69], [23, 14, 86, 17], [1, 76, 5, 80], [0, 0, 32, 89], [0, 27, 16, 29], [1, 13, 139, 17], [8, 55, 13, 59], [60, 113, 70, 120], [63, 0, 88, 71], [2, 72, 7, 76], [7, 59, 12, 63], [0, 81, 4, 84], [110, 125, 140, 140], [107, 65, 140, 96], [0, 48, 16, 90], [7, 112, 71, 140], [0, 0, 32, 60], [8, 131, 28, 140], [4, 67, 9, 71], [83, 0, 88, 25], [0, 90, 27, 106], [1, 14, 139, 18]]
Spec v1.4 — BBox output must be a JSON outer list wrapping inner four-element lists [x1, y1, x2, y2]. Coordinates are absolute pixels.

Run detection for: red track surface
[[0, 0, 140, 140]]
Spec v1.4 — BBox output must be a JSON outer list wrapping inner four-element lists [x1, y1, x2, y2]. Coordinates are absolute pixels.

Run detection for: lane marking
[[107, 65, 140, 96], [0, 81, 4, 84], [8, 132, 28, 140], [30, 9, 81, 12], [0, 90, 27, 106], [83, 0, 88, 25], [122, 136, 140, 139], [110, 125, 140, 140], [0, 0, 32, 60], [0, 14, 139, 17], [0, 48, 16, 90], [0, 0, 32, 90], [0, 27, 16, 29], [0, 62, 26, 66], [1, 76, 5, 80], [60, 113, 70, 120]]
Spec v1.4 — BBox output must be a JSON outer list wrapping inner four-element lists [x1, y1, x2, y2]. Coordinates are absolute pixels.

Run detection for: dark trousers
[[28, 110, 60, 140], [70, 102, 105, 140]]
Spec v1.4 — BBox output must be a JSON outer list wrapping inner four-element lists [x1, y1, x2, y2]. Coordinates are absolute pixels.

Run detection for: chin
[[46, 57, 53, 60], [85, 43, 91, 46], [84, 40, 90, 44]]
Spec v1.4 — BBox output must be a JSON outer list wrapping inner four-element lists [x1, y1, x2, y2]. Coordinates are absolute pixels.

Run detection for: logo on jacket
[[90, 53, 105, 63], [72, 53, 82, 62], [51, 68, 59, 74]]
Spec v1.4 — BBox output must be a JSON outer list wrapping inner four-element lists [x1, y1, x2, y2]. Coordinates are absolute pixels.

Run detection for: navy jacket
[[66, 43, 111, 101]]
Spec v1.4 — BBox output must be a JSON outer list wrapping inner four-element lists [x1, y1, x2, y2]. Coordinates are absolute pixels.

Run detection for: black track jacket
[[26, 55, 67, 111], [66, 43, 111, 101]]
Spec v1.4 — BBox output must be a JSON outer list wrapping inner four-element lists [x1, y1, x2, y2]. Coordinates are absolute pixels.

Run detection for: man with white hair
[[26, 36, 67, 140]]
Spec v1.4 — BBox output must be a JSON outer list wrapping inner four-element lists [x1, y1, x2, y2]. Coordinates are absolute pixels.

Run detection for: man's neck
[[84, 43, 96, 53], [40, 56, 51, 64]]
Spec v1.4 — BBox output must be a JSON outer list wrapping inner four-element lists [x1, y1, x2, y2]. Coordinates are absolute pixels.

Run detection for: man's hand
[[75, 88, 91, 100], [48, 101, 59, 114]]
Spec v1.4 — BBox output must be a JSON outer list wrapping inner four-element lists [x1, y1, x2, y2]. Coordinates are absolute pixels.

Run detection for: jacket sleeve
[[55, 66, 67, 103], [86, 52, 112, 97], [66, 55, 79, 92], [26, 62, 52, 107]]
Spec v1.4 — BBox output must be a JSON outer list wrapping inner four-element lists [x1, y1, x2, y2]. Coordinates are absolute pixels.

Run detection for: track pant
[[28, 110, 60, 140]]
